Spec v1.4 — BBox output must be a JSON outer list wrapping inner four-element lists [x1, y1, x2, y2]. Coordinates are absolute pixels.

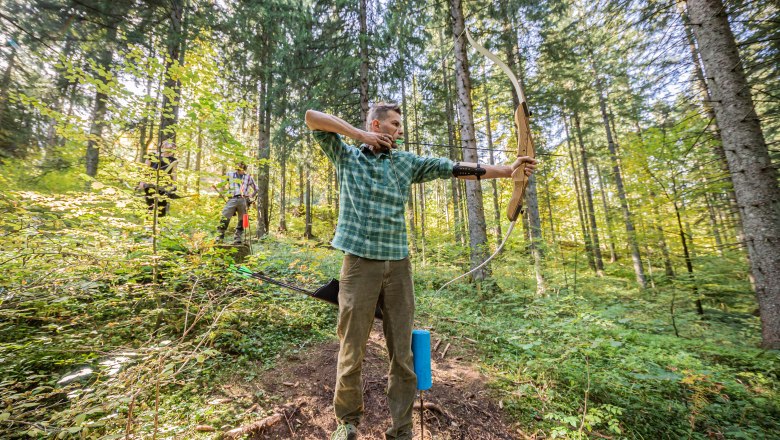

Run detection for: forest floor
[[217, 322, 520, 440]]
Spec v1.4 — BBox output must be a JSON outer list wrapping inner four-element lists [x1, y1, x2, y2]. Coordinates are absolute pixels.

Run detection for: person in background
[[139, 140, 178, 217], [305, 103, 536, 440], [215, 162, 258, 245]]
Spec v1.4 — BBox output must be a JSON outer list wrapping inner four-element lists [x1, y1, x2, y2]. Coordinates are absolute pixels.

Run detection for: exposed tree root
[[413, 400, 451, 421]]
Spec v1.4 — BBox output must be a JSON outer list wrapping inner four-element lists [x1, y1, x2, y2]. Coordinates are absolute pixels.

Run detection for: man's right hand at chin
[[360, 131, 394, 151]]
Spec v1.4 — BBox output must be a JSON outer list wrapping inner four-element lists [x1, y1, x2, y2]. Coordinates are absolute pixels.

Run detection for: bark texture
[[688, 0, 780, 348], [450, 0, 490, 279], [441, 48, 464, 245]]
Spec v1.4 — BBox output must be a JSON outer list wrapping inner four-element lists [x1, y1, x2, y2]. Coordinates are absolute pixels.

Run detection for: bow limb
[[465, 29, 535, 221], [506, 105, 535, 221], [465, 30, 526, 107]]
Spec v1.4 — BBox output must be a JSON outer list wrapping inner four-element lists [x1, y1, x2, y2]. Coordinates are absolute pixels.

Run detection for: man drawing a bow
[[305, 103, 536, 440]]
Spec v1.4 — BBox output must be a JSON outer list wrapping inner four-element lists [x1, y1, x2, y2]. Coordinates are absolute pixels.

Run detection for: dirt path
[[236, 322, 520, 439]]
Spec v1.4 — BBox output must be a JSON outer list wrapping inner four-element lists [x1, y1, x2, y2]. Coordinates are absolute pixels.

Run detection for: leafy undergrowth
[[415, 257, 780, 439], [0, 189, 340, 438], [1, 189, 778, 439]]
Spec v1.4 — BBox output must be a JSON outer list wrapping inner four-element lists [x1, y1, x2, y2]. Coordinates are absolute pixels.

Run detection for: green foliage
[[0, 186, 339, 438], [415, 264, 779, 439]]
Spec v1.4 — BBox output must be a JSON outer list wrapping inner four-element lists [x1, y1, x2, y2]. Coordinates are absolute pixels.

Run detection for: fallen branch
[[221, 400, 305, 439], [413, 400, 451, 421], [441, 343, 451, 358]]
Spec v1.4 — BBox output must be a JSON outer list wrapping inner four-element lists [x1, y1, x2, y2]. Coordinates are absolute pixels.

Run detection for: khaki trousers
[[217, 197, 247, 242], [334, 254, 416, 440]]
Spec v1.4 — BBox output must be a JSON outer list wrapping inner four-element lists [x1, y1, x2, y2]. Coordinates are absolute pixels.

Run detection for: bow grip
[[506, 168, 527, 221]]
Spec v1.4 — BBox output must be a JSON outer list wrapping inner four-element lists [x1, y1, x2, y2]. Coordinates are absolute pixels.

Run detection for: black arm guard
[[452, 162, 487, 180]]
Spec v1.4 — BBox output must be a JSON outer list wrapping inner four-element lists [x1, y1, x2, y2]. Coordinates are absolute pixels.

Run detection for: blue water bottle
[[411, 329, 432, 390]]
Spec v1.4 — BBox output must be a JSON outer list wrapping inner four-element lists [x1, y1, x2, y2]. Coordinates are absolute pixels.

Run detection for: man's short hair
[[367, 102, 402, 129], [236, 162, 247, 171]]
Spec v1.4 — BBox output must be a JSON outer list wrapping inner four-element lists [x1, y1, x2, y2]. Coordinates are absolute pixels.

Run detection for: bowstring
[[434, 220, 516, 294]]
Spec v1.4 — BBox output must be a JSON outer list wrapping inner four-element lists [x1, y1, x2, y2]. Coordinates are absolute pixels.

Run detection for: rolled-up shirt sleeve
[[411, 156, 454, 183]]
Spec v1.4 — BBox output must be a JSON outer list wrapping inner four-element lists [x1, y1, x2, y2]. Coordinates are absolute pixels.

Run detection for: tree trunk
[[158, 0, 186, 144], [639, 219, 656, 289], [137, 42, 157, 162], [573, 112, 605, 275], [502, 8, 546, 292], [483, 69, 502, 242], [635, 115, 674, 279], [413, 75, 426, 260], [542, 166, 568, 285], [278, 150, 288, 233], [592, 61, 646, 288], [442, 47, 464, 245], [256, 48, 273, 236], [595, 162, 618, 262], [459, 180, 469, 238], [0, 45, 16, 123], [542, 167, 557, 245], [650, 190, 675, 277], [0, 32, 18, 127], [705, 191, 724, 255], [455, 110, 468, 245], [672, 180, 701, 315], [304, 167, 314, 239], [688, 0, 780, 347], [408, 184, 418, 254], [401, 69, 417, 253], [141, 71, 163, 161], [677, 189, 697, 264], [85, 24, 118, 179], [526, 174, 546, 295], [679, 2, 744, 246], [358, 0, 369, 126], [401, 59, 409, 143], [565, 116, 597, 273], [195, 125, 202, 194], [298, 164, 304, 208], [506, 30, 547, 292], [450, 0, 490, 280]]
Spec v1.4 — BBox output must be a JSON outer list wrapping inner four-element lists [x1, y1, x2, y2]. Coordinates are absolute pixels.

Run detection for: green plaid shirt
[[313, 130, 453, 260]]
